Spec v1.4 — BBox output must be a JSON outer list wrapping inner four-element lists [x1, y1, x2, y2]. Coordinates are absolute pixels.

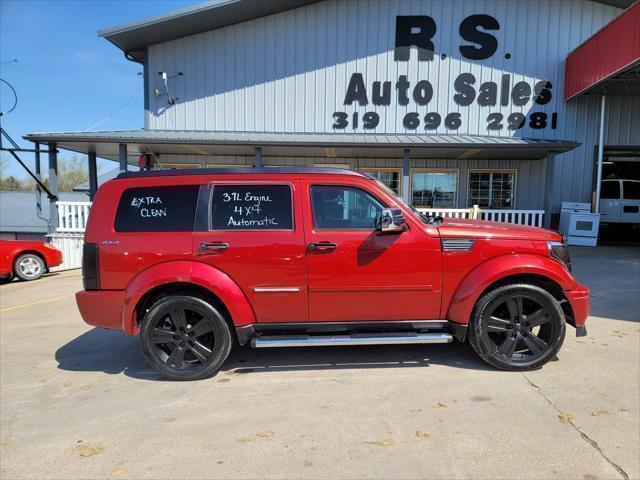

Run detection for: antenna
[[156, 71, 183, 106]]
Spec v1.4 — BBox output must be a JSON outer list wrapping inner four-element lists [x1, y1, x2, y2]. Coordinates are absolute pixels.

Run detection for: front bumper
[[76, 290, 126, 331], [565, 284, 590, 335], [47, 249, 63, 269]]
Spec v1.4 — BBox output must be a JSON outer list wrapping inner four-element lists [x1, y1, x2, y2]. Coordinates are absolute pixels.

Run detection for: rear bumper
[[76, 290, 126, 331], [565, 284, 590, 330]]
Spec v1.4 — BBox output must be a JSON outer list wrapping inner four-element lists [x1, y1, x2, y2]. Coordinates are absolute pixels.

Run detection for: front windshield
[[373, 179, 440, 225]]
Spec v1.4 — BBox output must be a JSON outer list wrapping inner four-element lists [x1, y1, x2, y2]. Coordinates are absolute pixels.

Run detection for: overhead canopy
[[24, 130, 579, 162], [99, 0, 320, 61], [565, 1, 640, 100]]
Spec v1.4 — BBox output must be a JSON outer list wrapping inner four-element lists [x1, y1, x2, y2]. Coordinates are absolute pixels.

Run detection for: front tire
[[468, 284, 566, 371], [14, 254, 45, 281], [140, 295, 233, 381]]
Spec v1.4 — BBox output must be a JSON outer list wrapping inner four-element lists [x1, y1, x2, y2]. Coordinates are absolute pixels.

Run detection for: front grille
[[441, 238, 476, 252]]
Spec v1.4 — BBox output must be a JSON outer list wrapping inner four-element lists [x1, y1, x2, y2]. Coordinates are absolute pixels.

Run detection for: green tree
[[0, 154, 98, 192], [56, 155, 89, 192]]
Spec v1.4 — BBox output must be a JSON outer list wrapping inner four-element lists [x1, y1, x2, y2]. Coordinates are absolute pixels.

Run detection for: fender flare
[[121, 260, 256, 334], [446, 253, 576, 325]]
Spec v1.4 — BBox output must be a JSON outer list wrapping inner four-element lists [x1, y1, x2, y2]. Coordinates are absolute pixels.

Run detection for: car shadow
[[55, 327, 493, 381]]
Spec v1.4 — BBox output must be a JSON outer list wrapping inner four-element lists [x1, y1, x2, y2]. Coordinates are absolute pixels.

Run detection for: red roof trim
[[564, 1, 640, 100]]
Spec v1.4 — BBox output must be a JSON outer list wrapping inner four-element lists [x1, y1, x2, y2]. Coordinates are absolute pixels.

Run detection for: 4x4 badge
[[101, 240, 120, 246]]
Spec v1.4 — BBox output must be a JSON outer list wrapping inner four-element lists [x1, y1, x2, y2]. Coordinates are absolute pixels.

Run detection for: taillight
[[82, 243, 100, 290]]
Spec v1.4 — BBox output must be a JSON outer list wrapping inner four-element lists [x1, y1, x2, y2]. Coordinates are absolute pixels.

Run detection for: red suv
[[76, 168, 589, 380]]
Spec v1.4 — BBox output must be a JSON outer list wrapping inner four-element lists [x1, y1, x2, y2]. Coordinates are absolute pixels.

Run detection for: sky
[[0, 0, 198, 179]]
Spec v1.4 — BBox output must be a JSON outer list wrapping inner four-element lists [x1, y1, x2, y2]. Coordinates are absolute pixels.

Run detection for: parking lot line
[[0, 293, 76, 313]]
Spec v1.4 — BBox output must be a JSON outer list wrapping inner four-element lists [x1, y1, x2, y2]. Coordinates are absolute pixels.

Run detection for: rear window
[[210, 184, 293, 230], [114, 185, 200, 232]]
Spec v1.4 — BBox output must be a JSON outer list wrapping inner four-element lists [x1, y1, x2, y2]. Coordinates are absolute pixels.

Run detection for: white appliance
[[559, 202, 600, 246]]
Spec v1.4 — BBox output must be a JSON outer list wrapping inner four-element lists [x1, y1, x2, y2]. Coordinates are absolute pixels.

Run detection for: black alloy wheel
[[140, 295, 232, 381], [468, 284, 566, 371]]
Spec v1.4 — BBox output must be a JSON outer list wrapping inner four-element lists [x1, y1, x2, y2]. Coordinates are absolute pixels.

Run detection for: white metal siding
[[147, 0, 619, 137], [146, 0, 638, 213]]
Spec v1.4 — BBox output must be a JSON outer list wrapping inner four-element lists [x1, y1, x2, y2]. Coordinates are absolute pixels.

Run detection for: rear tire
[[140, 295, 233, 381], [468, 284, 566, 371], [14, 254, 45, 281]]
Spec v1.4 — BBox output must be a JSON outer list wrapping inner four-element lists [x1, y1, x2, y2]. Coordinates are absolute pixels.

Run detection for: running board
[[251, 332, 453, 348]]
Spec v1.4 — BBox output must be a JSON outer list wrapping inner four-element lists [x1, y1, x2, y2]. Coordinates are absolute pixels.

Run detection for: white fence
[[49, 233, 85, 272], [417, 207, 545, 227], [51, 201, 92, 271], [57, 201, 91, 233]]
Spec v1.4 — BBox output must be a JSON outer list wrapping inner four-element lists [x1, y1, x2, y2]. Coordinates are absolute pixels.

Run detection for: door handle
[[309, 241, 337, 252], [199, 242, 229, 253]]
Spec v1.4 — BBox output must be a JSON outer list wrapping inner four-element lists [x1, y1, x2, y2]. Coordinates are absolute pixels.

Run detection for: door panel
[[301, 179, 442, 322], [192, 181, 308, 323]]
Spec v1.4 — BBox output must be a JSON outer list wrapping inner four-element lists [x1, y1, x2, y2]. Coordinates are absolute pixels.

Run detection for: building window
[[411, 170, 458, 208], [314, 163, 351, 169], [162, 164, 201, 169], [468, 171, 516, 209], [360, 168, 402, 196]]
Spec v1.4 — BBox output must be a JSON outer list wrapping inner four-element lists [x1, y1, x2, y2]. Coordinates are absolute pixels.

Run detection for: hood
[[437, 218, 562, 242]]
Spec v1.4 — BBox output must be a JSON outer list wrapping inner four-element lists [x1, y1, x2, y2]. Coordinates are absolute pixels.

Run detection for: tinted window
[[623, 181, 640, 200], [211, 184, 293, 230], [115, 185, 199, 232], [600, 181, 620, 199], [311, 186, 383, 230]]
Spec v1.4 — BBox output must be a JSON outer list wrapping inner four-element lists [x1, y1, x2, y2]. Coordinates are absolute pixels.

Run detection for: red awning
[[564, 1, 640, 100]]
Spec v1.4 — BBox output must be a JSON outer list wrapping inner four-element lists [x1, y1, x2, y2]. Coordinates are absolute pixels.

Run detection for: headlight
[[548, 241, 571, 271], [43, 242, 57, 250]]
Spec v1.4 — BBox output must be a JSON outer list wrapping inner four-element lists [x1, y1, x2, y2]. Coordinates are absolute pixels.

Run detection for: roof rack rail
[[116, 166, 366, 180]]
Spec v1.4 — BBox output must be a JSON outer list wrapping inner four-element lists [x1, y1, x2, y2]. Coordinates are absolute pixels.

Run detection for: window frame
[[358, 167, 403, 196], [207, 181, 296, 232], [309, 184, 388, 231], [410, 168, 459, 208], [467, 169, 518, 210]]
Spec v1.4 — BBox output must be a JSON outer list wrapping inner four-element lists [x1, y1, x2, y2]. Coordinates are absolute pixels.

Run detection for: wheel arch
[[134, 282, 234, 333], [446, 254, 576, 326], [13, 250, 47, 270], [122, 260, 257, 334]]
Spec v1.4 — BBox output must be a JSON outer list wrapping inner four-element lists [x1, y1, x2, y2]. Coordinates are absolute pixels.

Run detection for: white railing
[[480, 210, 544, 227], [57, 201, 92, 233], [418, 207, 544, 227]]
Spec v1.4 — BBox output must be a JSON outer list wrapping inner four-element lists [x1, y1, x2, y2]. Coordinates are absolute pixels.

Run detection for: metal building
[[25, 0, 640, 230]]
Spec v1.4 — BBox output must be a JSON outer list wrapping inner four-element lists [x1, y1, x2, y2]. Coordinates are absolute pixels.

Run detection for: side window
[[210, 184, 293, 230], [600, 181, 620, 200], [623, 181, 640, 200], [115, 185, 199, 232], [311, 185, 384, 230]]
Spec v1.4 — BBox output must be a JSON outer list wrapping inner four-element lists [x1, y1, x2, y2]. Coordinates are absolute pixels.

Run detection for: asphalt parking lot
[[1, 246, 638, 480]]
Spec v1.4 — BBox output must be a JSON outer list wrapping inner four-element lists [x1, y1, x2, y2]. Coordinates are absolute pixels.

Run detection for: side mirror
[[377, 208, 407, 233]]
